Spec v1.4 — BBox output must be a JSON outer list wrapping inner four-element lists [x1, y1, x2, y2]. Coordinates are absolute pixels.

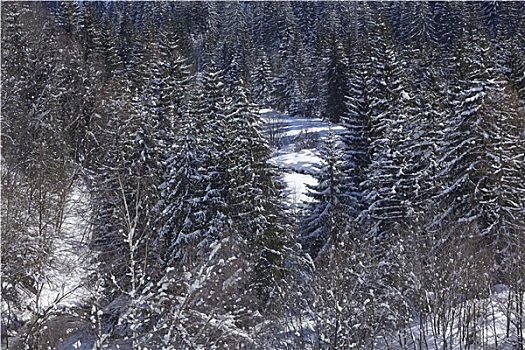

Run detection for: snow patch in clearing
[[269, 149, 322, 174], [281, 173, 318, 208], [259, 108, 345, 210], [261, 109, 346, 212]]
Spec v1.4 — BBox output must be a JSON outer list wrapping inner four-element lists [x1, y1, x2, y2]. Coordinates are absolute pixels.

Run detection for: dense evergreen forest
[[2, 1, 525, 349]]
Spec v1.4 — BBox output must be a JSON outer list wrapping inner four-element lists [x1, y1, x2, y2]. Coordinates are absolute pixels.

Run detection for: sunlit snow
[[261, 110, 346, 209]]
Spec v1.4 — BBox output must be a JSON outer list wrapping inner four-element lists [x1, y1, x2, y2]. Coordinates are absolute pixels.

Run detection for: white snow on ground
[[269, 149, 322, 174], [280, 173, 318, 208], [36, 185, 92, 313], [260, 109, 345, 209], [381, 286, 525, 350], [259, 108, 274, 114]]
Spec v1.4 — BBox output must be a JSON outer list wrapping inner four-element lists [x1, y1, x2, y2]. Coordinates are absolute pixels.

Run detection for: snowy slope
[[39, 186, 92, 309], [2, 186, 93, 349]]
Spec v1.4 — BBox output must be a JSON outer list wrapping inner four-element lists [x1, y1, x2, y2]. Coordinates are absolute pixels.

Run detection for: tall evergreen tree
[[159, 83, 204, 265], [271, 2, 307, 115], [506, 43, 525, 104], [159, 65, 243, 262], [321, 29, 349, 123], [251, 51, 274, 106], [434, 12, 525, 266], [300, 129, 347, 260], [393, 1, 439, 47], [341, 40, 371, 220], [359, 13, 414, 236], [218, 1, 255, 93]]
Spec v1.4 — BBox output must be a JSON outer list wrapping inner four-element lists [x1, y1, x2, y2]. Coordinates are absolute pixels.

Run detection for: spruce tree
[[434, 13, 493, 232], [300, 129, 347, 260], [271, 2, 307, 115], [321, 29, 349, 123], [341, 40, 372, 221], [251, 51, 274, 106], [159, 86, 203, 265], [434, 12, 525, 276], [219, 1, 255, 93], [359, 13, 414, 236]]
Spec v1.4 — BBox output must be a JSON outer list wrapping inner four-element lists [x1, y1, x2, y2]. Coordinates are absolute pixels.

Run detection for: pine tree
[[482, 1, 499, 39], [114, 3, 136, 74], [169, 66, 230, 255], [506, 43, 525, 104], [155, 21, 194, 264], [98, 12, 121, 78], [434, 13, 493, 231], [292, 1, 318, 50], [159, 99, 203, 265], [394, 1, 439, 47], [54, 0, 81, 37], [403, 66, 448, 217], [246, 1, 282, 52], [1, 2, 32, 167], [432, 2, 466, 56], [223, 89, 265, 237], [479, 78, 525, 256], [218, 1, 255, 93], [225, 84, 287, 305], [297, 2, 332, 117], [341, 40, 371, 220], [192, 2, 220, 72], [434, 12, 525, 268], [158, 14, 193, 121]]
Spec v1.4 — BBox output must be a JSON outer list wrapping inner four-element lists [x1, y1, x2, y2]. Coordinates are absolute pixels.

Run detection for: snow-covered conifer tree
[[341, 40, 371, 220], [321, 29, 349, 123], [359, 13, 414, 237], [300, 129, 347, 260]]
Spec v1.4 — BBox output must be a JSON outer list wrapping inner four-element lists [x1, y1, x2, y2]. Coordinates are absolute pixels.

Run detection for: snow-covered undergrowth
[[275, 287, 525, 350], [38, 186, 92, 310], [260, 109, 525, 350], [2, 184, 93, 349], [379, 286, 525, 350]]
